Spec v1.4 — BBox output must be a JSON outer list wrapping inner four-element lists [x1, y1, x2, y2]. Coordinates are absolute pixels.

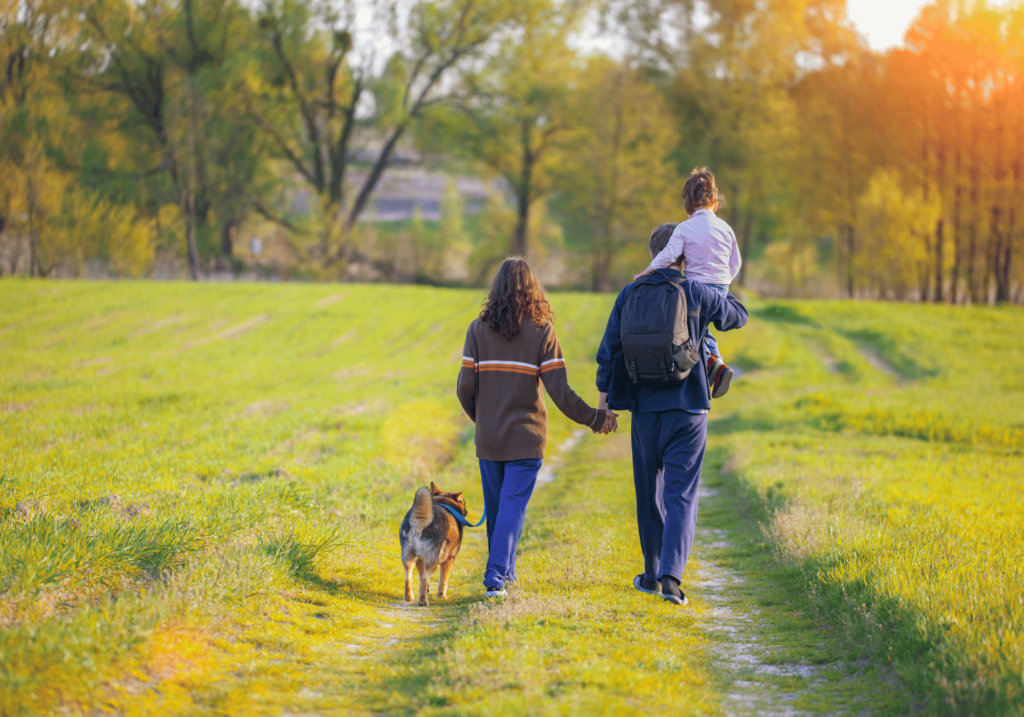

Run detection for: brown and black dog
[[399, 482, 467, 606]]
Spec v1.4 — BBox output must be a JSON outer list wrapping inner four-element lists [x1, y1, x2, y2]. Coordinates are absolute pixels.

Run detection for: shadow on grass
[[708, 412, 791, 436], [752, 304, 822, 328]]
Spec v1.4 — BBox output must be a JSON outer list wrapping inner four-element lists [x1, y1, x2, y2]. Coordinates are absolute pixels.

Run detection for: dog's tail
[[409, 487, 434, 531]]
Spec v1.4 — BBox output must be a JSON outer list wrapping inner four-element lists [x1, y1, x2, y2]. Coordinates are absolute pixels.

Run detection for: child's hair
[[649, 223, 679, 258], [480, 257, 555, 341], [681, 167, 725, 215]]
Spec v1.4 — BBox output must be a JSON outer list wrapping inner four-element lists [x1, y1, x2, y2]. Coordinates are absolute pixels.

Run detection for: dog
[[399, 481, 467, 606]]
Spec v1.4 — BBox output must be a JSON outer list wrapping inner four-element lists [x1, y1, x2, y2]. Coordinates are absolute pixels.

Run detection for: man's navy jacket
[[595, 269, 749, 413]]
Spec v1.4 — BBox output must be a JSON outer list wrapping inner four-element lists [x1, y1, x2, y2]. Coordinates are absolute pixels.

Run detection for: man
[[595, 223, 749, 605]]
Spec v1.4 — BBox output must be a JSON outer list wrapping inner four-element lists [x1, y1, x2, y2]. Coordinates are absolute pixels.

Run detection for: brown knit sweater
[[457, 317, 607, 461]]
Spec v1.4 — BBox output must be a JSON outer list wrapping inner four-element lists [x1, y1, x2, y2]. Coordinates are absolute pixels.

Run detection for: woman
[[457, 257, 617, 597]]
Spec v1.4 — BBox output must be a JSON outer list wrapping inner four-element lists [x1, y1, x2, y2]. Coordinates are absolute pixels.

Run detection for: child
[[634, 167, 741, 398], [457, 257, 617, 597]]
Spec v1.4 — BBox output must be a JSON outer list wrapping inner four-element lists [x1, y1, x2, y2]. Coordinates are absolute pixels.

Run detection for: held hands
[[594, 391, 618, 435], [594, 410, 619, 435]]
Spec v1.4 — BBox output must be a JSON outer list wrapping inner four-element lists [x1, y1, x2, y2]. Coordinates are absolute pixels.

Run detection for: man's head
[[649, 223, 682, 269]]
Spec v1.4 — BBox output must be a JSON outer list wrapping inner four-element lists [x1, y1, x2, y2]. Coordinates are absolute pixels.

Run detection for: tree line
[[1, 0, 1022, 302]]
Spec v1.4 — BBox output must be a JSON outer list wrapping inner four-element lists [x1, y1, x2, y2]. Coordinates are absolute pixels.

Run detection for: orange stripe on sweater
[[477, 366, 540, 376]]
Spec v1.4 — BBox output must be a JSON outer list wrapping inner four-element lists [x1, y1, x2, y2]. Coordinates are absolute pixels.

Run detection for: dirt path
[[693, 445, 906, 716], [536, 431, 904, 716], [229, 430, 904, 716]]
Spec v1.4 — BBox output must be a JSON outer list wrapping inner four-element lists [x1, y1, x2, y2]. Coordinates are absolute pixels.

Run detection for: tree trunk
[[221, 219, 236, 259], [591, 240, 610, 293], [988, 207, 1001, 304], [345, 123, 408, 237], [844, 223, 855, 298], [988, 99, 1006, 305], [186, 193, 199, 281], [1001, 106, 1021, 303], [513, 192, 530, 257], [593, 88, 624, 294], [920, 125, 931, 301], [952, 103, 963, 304], [184, 83, 201, 281], [967, 112, 980, 303], [933, 145, 945, 302], [26, 178, 38, 277], [512, 122, 534, 257], [920, 228, 931, 302]]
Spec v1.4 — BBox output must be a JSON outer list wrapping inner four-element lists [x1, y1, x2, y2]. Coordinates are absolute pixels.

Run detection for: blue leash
[[439, 503, 486, 527]]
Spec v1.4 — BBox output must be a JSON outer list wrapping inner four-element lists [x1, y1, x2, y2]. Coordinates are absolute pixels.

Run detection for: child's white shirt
[[647, 209, 742, 285]]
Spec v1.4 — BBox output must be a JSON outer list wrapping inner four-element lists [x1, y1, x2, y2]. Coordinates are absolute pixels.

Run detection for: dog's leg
[[416, 559, 428, 607], [423, 564, 437, 606], [438, 556, 455, 599], [404, 559, 417, 602]]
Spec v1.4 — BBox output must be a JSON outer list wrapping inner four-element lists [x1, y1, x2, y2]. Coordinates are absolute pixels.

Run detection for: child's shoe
[[707, 355, 734, 399]]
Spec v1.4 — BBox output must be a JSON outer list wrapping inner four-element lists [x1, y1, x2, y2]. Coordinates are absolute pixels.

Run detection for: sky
[[847, 0, 930, 50]]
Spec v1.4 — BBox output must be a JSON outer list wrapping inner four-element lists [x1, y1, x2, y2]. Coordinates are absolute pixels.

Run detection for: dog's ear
[[431, 481, 440, 494]]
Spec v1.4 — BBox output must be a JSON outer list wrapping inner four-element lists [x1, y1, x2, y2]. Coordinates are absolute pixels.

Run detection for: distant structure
[[287, 168, 500, 223]]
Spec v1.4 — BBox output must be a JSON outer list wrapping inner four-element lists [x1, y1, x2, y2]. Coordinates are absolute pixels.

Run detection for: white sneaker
[[484, 587, 508, 598]]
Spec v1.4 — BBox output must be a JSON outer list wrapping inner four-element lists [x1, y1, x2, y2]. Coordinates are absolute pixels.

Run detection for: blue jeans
[[630, 410, 708, 581], [700, 283, 729, 359], [479, 458, 542, 588]]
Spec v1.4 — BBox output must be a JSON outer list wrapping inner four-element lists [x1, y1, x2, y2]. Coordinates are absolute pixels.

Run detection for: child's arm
[[457, 328, 478, 422], [729, 226, 742, 282], [634, 224, 685, 280], [539, 324, 607, 431]]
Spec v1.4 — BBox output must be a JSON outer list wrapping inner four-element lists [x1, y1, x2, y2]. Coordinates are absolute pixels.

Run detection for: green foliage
[[854, 170, 942, 299], [3, 0, 1024, 299]]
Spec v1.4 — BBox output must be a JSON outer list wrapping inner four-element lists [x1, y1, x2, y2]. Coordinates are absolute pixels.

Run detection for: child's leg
[[701, 284, 731, 361], [704, 330, 721, 360]]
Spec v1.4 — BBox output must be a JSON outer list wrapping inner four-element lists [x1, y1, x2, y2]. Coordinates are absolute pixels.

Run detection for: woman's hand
[[595, 411, 619, 434]]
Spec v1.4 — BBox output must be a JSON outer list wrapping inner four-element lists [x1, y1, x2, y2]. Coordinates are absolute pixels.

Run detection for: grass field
[[1, 280, 1022, 716]]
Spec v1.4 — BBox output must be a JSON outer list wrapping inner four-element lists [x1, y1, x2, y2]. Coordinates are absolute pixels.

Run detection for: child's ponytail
[[682, 167, 725, 216]]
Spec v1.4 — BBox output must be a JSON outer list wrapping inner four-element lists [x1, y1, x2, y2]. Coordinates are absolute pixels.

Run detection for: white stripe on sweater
[[477, 360, 539, 369]]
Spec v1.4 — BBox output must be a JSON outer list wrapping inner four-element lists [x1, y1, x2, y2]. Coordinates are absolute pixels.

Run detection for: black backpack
[[620, 272, 702, 383]]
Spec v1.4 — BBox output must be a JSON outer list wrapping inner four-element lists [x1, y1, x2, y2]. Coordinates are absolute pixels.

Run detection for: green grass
[[712, 300, 1024, 715], [1, 280, 1022, 715]]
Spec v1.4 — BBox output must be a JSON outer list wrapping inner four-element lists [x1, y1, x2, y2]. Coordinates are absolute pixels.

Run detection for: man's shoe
[[661, 577, 689, 606], [633, 574, 661, 595], [484, 586, 507, 598], [707, 355, 734, 399]]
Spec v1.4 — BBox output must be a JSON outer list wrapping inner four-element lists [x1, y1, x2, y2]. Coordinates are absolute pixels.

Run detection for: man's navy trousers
[[630, 410, 708, 582]]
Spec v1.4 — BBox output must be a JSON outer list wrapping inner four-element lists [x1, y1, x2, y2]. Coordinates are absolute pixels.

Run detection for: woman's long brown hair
[[480, 257, 555, 341]]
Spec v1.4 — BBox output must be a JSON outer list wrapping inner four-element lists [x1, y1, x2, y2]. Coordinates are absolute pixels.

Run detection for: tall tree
[[555, 57, 678, 291], [79, 0, 260, 279], [418, 1, 586, 259], [246, 0, 513, 269]]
